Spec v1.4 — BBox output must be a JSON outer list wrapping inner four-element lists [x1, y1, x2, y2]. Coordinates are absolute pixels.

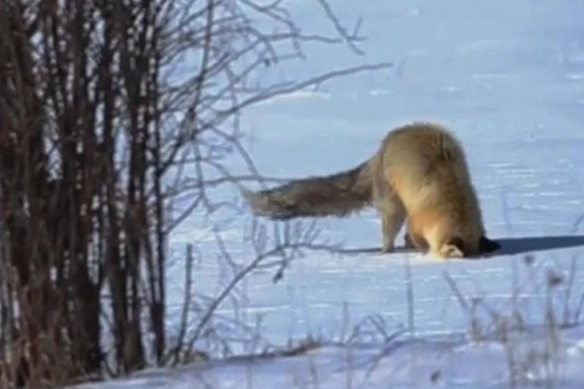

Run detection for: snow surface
[[66, 0, 584, 387], [62, 326, 584, 389]]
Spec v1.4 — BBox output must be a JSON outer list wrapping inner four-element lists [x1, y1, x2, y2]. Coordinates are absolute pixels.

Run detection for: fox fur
[[243, 122, 500, 259]]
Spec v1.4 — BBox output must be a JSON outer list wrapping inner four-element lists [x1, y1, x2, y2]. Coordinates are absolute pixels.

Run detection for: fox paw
[[436, 244, 464, 259], [381, 243, 394, 253]]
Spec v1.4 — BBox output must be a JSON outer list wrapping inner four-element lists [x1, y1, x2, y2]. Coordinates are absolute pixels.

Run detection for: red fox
[[243, 122, 500, 259]]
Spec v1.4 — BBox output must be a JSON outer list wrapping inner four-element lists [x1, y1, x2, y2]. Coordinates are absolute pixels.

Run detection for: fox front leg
[[404, 232, 416, 249], [405, 228, 429, 253]]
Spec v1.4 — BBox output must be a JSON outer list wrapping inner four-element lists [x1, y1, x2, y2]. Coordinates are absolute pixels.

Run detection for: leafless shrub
[[443, 254, 580, 388], [0, 0, 391, 387]]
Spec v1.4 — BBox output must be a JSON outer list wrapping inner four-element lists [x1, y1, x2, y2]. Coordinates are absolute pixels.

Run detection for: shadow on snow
[[335, 235, 584, 258]]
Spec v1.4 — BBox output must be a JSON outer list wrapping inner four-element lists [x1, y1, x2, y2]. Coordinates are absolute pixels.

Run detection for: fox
[[242, 122, 500, 259]]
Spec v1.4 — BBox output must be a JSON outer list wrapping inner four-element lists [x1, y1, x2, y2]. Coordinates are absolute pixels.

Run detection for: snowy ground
[[64, 325, 584, 389], [66, 0, 584, 387]]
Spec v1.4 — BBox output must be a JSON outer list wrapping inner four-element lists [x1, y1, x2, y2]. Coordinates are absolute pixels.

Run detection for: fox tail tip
[[240, 187, 256, 202], [240, 187, 270, 217]]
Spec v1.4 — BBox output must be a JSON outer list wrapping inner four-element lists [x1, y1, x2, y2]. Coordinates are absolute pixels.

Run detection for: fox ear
[[479, 236, 500, 254]]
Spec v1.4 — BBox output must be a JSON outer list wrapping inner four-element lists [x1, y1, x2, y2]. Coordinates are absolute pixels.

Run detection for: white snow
[[65, 0, 584, 387], [66, 326, 584, 389]]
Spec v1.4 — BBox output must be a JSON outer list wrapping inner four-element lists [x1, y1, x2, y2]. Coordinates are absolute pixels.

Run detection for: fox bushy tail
[[242, 161, 373, 220]]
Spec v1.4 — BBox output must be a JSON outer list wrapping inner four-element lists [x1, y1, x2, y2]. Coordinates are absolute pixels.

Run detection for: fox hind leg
[[379, 198, 406, 253], [372, 168, 405, 253]]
